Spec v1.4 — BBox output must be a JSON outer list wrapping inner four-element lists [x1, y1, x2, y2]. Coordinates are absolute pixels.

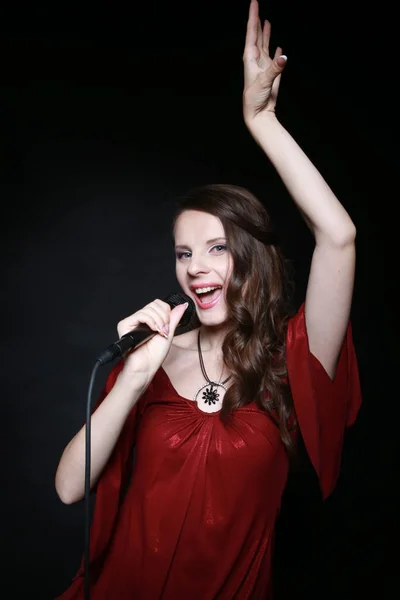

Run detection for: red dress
[[55, 304, 361, 599]]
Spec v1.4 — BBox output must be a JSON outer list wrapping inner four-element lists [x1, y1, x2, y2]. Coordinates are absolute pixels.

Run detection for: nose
[[186, 253, 210, 277]]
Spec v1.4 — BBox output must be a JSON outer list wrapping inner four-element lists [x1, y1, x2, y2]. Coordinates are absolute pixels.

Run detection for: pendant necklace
[[193, 330, 232, 405]]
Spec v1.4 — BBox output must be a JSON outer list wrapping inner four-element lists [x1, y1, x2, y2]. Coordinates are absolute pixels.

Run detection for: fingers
[[117, 299, 172, 339], [117, 298, 191, 342], [244, 6, 281, 68], [151, 299, 173, 334], [117, 310, 164, 339], [260, 46, 287, 87], [262, 20, 271, 54], [245, 2, 270, 57], [244, 0, 259, 50], [166, 302, 189, 339], [144, 304, 170, 338], [274, 46, 287, 69], [257, 17, 263, 55]]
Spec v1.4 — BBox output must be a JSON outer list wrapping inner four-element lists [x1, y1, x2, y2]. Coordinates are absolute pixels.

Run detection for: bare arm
[[243, 1, 356, 379], [55, 371, 141, 504], [55, 299, 188, 504], [249, 115, 356, 379]]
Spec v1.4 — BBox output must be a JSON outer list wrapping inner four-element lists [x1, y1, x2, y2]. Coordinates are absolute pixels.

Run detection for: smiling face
[[174, 210, 233, 327]]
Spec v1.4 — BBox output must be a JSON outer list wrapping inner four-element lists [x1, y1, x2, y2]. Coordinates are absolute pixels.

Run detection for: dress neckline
[[159, 366, 222, 416]]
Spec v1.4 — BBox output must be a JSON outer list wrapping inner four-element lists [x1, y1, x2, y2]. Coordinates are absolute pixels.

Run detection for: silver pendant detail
[[193, 381, 227, 405]]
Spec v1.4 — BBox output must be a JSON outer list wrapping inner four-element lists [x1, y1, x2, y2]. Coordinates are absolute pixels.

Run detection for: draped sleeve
[[286, 303, 362, 499], [55, 361, 150, 599]]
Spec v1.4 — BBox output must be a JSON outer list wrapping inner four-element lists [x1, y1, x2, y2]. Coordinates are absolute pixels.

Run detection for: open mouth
[[192, 285, 223, 307]]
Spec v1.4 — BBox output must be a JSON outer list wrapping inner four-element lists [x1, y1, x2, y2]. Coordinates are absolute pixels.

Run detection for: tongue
[[199, 288, 221, 304]]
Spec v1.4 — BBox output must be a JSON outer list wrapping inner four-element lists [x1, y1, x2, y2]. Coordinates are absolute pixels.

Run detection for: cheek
[[175, 262, 185, 285]]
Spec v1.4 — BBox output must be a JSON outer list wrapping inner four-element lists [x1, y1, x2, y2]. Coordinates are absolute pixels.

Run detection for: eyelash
[[176, 244, 227, 260]]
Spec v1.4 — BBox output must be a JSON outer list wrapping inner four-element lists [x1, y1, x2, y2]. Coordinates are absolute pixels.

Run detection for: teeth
[[194, 286, 220, 294]]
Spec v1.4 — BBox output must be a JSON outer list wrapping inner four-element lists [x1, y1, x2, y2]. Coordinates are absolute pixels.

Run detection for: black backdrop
[[1, 1, 396, 598]]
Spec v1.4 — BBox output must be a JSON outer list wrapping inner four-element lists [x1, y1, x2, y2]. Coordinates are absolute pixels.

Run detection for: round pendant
[[193, 381, 227, 405]]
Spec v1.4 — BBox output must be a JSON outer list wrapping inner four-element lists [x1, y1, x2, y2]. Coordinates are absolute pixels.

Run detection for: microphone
[[96, 292, 196, 365]]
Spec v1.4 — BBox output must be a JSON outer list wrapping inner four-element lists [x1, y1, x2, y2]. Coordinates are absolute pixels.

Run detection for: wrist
[[245, 112, 285, 151], [113, 367, 146, 400], [245, 110, 279, 133]]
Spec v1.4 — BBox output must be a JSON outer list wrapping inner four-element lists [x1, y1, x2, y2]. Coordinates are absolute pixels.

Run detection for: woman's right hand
[[116, 299, 189, 395]]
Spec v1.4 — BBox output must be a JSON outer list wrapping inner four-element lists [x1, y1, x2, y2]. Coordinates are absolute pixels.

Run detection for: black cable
[[81, 292, 194, 599], [84, 358, 102, 600]]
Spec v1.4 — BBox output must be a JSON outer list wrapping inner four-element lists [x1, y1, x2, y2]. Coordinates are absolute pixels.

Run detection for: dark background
[[1, 1, 396, 598]]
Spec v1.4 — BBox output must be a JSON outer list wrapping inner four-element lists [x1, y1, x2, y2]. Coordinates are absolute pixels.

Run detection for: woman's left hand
[[243, 0, 287, 126]]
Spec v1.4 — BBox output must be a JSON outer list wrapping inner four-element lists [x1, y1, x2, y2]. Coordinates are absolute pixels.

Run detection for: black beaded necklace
[[193, 330, 232, 405]]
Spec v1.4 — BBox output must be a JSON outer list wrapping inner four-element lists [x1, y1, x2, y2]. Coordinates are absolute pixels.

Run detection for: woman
[[54, 1, 361, 598]]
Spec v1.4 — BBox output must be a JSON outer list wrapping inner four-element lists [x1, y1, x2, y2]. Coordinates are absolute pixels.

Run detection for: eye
[[211, 244, 227, 253], [176, 251, 192, 260]]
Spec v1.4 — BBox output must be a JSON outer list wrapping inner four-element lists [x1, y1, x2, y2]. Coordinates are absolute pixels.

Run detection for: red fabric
[[55, 304, 361, 599], [286, 303, 362, 499]]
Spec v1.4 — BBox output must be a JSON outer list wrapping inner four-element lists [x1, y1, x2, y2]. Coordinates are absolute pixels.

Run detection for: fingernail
[[277, 55, 287, 66], [182, 302, 189, 310], [156, 327, 169, 339], [162, 323, 170, 336]]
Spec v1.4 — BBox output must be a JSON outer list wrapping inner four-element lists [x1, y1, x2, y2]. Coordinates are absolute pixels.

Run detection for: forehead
[[174, 210, 225, 244]]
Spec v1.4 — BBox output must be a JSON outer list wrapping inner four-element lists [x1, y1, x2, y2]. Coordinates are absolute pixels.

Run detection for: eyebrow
[[174, 237, 226, 250]]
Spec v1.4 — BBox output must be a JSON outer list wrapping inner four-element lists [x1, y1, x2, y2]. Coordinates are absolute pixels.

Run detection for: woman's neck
[[198, 323, 228, 353]]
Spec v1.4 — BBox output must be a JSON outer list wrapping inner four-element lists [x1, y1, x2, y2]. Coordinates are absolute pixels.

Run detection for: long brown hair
[[173, 183, 297, 455]]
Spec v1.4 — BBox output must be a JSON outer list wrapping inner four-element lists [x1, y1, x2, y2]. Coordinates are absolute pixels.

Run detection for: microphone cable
[[84, 358, 102, 600], [81, 292, 195, 599]]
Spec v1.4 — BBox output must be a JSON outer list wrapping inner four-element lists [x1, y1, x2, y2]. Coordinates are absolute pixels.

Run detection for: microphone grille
[[164, 292, 197, 329]]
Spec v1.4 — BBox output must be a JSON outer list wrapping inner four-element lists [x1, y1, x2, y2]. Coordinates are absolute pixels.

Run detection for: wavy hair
[[173, 183, 297, 455]]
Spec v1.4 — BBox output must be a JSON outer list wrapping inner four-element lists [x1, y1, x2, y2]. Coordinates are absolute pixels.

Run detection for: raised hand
[[242, 0, 287, 125], [117, 299, 189, 395]]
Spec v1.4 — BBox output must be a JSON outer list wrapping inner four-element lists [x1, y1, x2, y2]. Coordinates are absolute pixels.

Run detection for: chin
[[196, 306, 228, 328]]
